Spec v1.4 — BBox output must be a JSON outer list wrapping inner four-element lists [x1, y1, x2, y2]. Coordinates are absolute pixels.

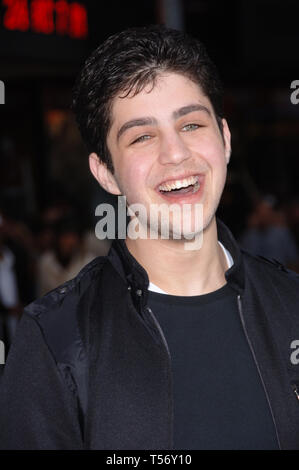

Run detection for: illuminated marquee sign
[[1, 0, 88, 39]]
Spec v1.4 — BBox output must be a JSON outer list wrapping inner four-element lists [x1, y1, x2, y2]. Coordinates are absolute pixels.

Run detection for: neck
[[125, 217, 228, 296]]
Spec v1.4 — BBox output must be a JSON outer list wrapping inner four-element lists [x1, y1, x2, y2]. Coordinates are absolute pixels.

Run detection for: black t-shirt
[[147, 283, 279, 450]]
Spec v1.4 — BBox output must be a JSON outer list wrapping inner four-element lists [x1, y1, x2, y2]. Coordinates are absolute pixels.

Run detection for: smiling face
[[90, 72, 231, 240]]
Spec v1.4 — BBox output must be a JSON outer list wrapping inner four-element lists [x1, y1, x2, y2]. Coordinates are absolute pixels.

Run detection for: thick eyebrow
[[116, 103, 211, 142], [172, 104, 211, 120], [117, 117, 157, 142]]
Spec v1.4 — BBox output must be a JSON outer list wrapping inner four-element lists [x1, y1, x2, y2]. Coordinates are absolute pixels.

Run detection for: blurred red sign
[[2, 0, 88, 38]]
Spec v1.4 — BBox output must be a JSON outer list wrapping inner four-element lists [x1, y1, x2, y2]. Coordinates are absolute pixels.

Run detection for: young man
[[1, 25, 299, 450]]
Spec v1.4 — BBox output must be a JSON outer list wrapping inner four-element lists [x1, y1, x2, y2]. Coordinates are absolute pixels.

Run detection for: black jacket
[[1, 219, 299, 450]]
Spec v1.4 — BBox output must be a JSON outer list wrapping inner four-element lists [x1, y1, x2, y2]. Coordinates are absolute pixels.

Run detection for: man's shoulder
[[17, 254, 109, 383], [241, 248, 299, 289], [25, 254, 109, 320]]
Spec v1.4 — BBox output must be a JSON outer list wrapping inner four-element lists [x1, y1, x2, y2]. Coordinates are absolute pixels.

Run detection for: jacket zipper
[[136, 291, 170, 358], [145, 305, 173, 450], [237, 294, 282, 450], [292, 383, 299, 401], [146, 306, 171, 359]]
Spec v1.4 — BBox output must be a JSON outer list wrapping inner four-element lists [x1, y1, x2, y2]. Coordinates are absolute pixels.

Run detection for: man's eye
[[182, 123, 201, 131], [131, 135, 151, 144]]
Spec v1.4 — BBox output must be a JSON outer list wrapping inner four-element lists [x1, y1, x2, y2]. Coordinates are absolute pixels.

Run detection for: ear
[[221, 119, 231, 164], [89, 153, 122, 195]]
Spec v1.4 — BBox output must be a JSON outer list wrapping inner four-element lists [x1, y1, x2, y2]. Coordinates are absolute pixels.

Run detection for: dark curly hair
[[72, 24, 224, 174]]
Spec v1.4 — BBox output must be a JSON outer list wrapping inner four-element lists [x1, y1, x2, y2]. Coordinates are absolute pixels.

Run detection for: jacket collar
[[216, 218, 245, 293], [108, 218, 245, 308]]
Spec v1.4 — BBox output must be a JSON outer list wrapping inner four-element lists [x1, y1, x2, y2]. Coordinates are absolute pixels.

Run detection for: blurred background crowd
[[0, 0, 299, 350]]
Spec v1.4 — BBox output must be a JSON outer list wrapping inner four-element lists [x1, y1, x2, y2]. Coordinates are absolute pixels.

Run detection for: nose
[[158, 130, 192, 166]]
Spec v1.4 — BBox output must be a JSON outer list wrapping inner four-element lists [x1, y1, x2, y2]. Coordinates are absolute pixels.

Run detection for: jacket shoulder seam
[[241, 248, 299, 280], [25, 255, 108, 318]]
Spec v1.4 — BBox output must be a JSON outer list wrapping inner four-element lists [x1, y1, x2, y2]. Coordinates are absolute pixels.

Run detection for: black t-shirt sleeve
[[0, 312, 83, 450]]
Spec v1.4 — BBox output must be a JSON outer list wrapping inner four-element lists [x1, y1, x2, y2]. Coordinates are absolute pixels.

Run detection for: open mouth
[[157, 174, 201, 197]]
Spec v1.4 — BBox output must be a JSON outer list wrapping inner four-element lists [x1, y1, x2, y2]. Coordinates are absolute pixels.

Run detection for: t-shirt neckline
[[148, 241, 234, 295]]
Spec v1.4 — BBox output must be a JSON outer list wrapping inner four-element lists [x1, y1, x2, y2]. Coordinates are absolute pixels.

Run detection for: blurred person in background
[[0, 138, 33, 220], [37, 214, 95, 296], [286, 198, 299, 256], [240, 196, 299, 271], [33, 195, 80, 256], [0, 206, 35, 350], [0, 212, 20, 349]]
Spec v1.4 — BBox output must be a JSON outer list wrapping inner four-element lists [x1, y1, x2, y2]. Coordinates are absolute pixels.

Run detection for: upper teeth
[[159, 175, 199, 192]]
